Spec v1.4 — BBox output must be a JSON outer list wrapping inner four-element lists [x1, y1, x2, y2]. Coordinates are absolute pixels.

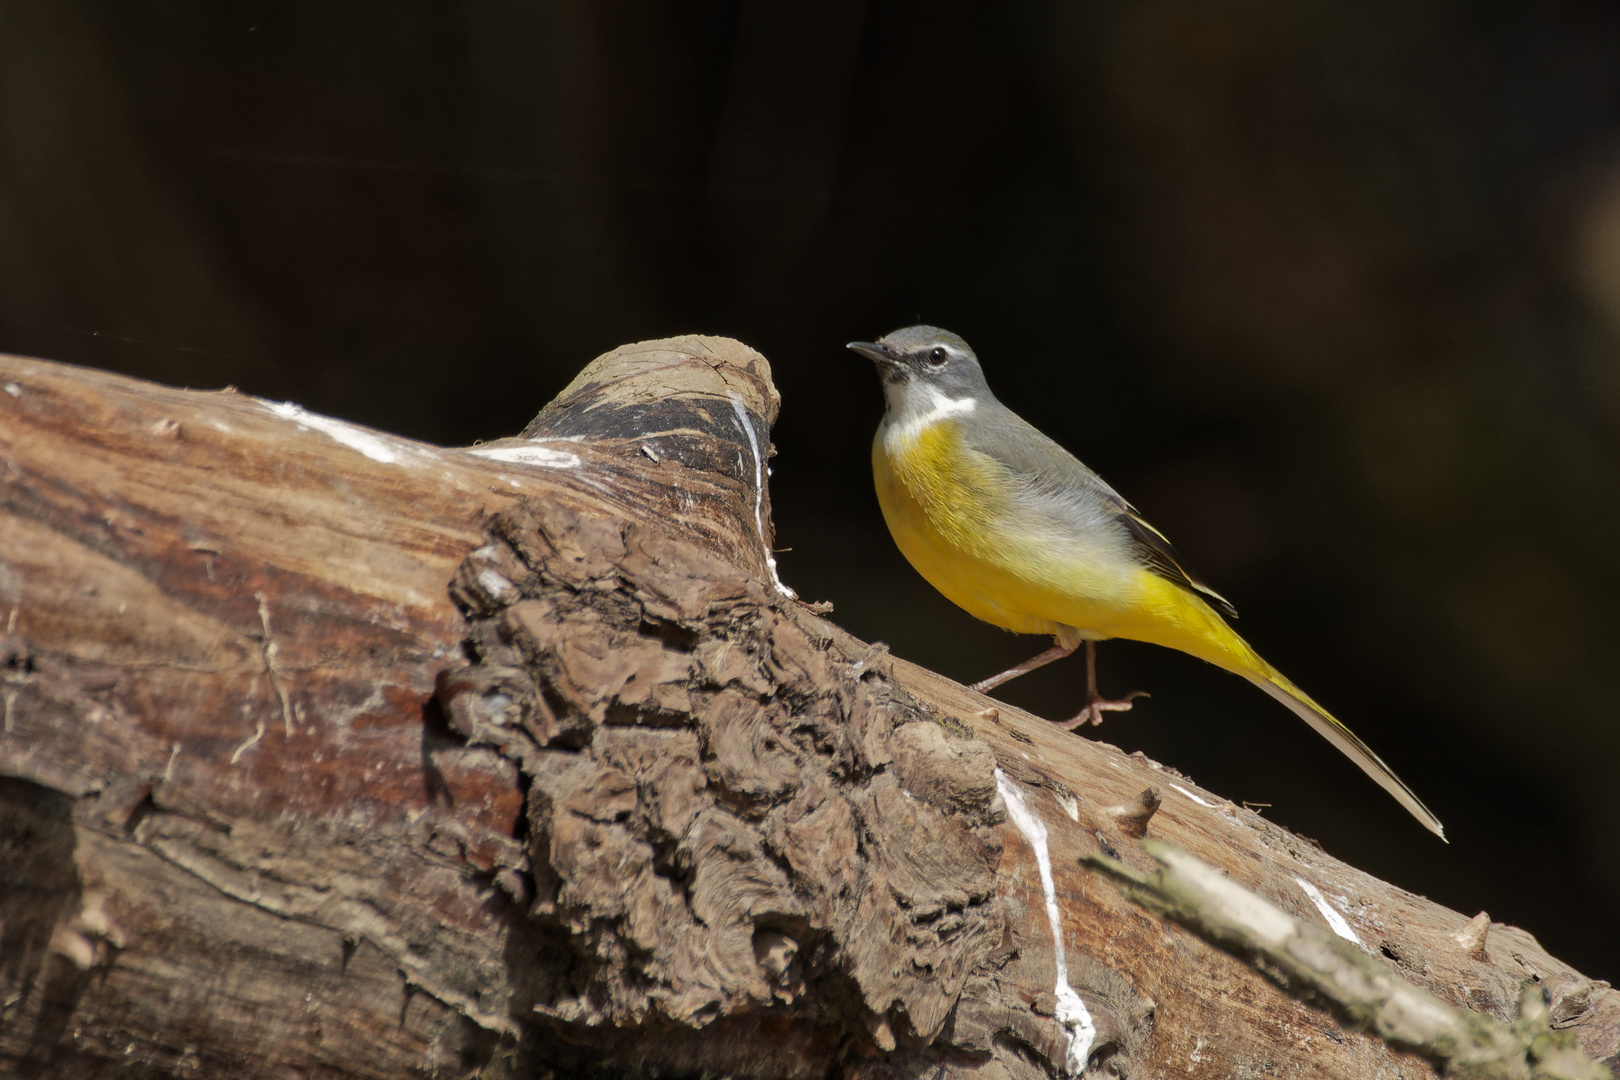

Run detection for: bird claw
[[1052, 690, 1149, 730]]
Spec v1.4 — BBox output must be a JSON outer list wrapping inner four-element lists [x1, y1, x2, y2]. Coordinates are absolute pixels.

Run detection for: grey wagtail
[[849, 325, 1445, 840]]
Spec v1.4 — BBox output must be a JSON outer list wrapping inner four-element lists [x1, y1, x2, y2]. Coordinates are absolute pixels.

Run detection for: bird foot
[[1051, 690, 1149, 730]]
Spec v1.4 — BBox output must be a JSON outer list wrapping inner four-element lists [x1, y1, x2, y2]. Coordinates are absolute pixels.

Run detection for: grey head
[[847, 325, 994, 414]]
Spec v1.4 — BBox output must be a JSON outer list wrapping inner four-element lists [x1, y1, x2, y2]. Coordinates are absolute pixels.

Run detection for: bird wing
[[971, 405, 1239, 619], [1113, 503, 1239, 619]]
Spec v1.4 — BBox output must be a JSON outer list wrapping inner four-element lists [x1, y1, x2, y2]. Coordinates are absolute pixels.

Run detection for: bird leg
[[1052, 642, 1148, 729], [970, 642, 1074, 694], [971, 640, 1148, 728]]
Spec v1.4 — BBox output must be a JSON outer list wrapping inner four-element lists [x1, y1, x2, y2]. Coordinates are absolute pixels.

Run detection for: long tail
[[1126, 579, 1447, 840], [1245, 658, 1445, 841]]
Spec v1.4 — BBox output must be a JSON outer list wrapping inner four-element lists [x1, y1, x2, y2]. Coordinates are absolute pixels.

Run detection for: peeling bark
[[0, 338, 1615, 1079]]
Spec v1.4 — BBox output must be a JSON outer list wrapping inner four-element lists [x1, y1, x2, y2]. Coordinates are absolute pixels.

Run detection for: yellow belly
[[872, 422, 1254, 666], [874, 424, 1126, 637]]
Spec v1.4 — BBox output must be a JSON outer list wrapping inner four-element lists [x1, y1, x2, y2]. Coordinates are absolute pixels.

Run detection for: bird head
[[847, 326, 991, 411]]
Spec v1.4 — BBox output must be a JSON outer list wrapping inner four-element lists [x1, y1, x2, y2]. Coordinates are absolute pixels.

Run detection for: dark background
[[3, 1, 1618, 980]]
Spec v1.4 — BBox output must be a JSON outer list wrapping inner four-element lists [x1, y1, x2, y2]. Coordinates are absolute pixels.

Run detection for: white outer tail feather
[[1250, 678, 1447, 842]]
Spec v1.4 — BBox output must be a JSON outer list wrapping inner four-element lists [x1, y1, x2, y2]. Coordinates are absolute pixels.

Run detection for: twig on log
[[1457, 912, 1493, 963], [1085, 840, 1613, 1080], [1102, 787, 1161, 839]]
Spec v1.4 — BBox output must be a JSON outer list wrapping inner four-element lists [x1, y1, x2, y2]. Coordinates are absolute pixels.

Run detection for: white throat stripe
[[890, 388, 977, 444]]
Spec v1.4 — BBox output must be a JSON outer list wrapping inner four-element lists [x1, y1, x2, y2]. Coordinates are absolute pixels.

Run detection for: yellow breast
[[874, 420, 1140, 639]]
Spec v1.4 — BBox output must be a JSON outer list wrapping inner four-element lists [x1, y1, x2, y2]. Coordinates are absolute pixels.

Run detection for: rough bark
[[0, 338, 1614, 1080]]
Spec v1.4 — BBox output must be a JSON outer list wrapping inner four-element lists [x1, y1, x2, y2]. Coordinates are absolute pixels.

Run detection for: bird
[[848, 325, 1445, 840]]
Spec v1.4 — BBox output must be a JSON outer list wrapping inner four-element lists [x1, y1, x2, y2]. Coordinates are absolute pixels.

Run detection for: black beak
[[849, 340, 907, 383], [847, 341, 894, 366]]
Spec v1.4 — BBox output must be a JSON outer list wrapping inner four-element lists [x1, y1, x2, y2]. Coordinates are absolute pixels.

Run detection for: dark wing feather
[[1116, 505, 1239, 619]]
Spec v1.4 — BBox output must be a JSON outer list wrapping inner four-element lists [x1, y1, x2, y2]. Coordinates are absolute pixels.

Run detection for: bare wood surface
[[0, 339, 1615, 1079]]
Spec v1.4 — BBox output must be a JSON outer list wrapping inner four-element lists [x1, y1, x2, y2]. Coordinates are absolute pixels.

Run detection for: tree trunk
[[0, 338, 1614, 1079]]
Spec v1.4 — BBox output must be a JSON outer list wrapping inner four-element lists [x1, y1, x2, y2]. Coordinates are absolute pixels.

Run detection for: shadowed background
[[2, 1, 1618, 980]]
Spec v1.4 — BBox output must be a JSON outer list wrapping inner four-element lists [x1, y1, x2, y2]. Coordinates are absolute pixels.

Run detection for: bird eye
[[927, 346, 948, 365]]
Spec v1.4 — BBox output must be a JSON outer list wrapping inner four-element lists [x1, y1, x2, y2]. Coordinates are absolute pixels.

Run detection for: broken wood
[[0, 338, 1615, 1079]]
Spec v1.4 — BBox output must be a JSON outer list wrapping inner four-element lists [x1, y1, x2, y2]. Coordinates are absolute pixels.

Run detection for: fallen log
[[0, 337, 1614, 1079]]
